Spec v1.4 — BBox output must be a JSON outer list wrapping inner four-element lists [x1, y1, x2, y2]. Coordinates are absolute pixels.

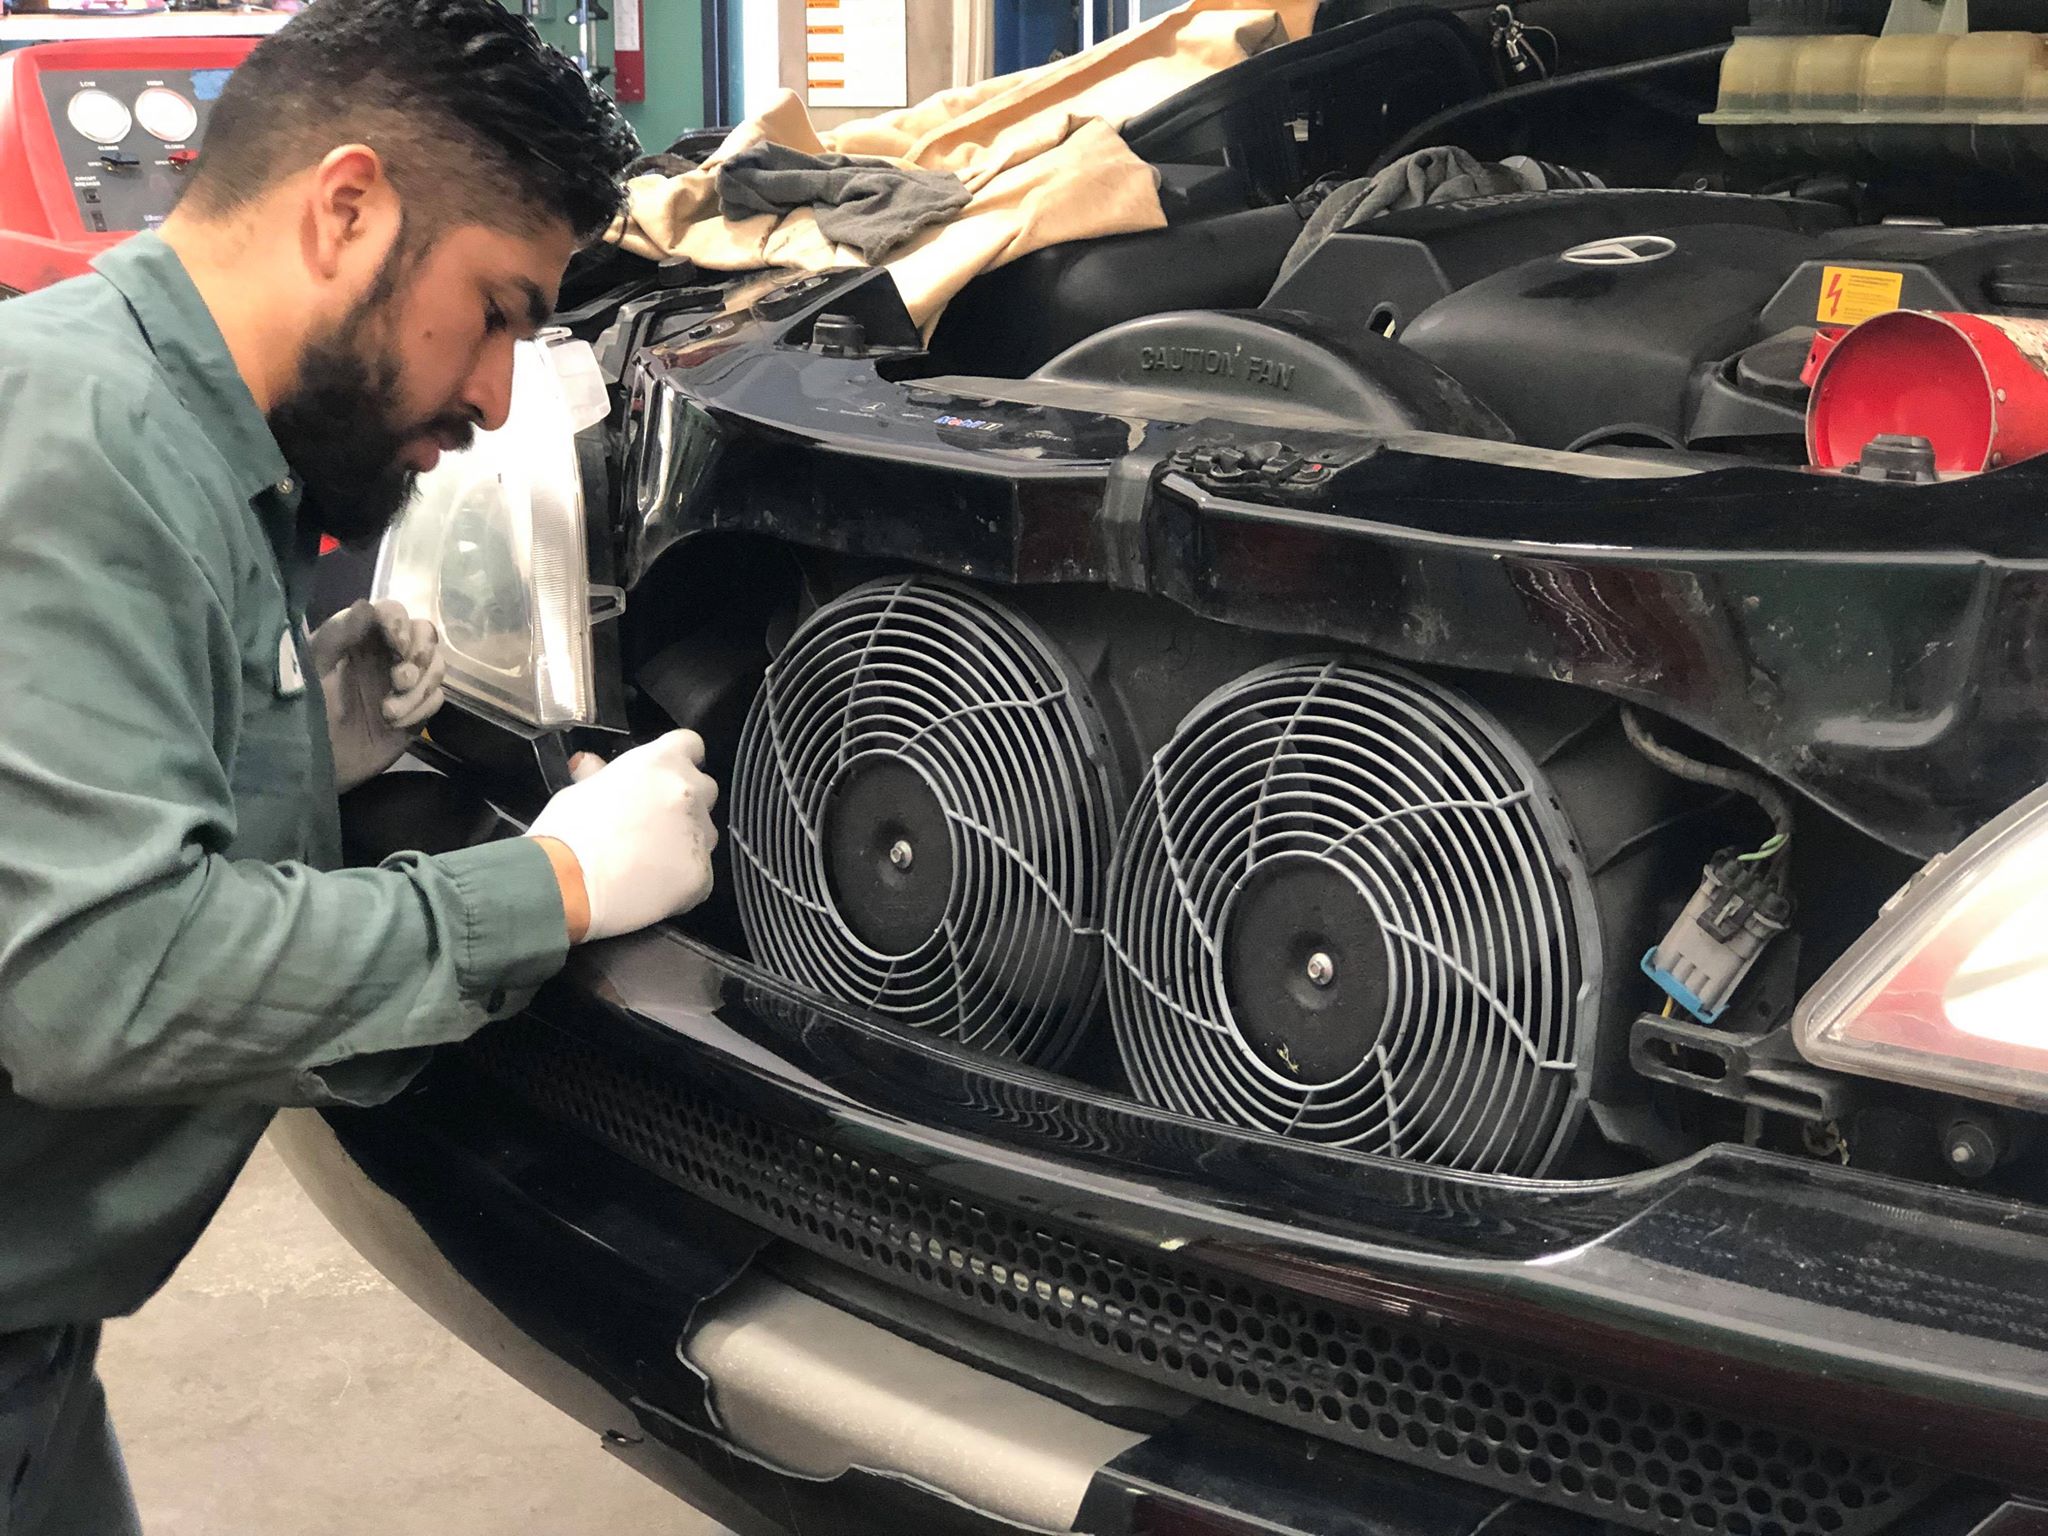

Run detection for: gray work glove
[[312, 599, 447, 794]]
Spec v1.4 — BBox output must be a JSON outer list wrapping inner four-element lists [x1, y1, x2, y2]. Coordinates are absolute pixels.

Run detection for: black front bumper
[[282, 1083, 1594, 1536], [288, 892, 2048, 1536]]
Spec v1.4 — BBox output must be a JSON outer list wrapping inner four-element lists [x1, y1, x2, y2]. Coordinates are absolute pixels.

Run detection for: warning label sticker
[[1818, 266, 1906, 326]]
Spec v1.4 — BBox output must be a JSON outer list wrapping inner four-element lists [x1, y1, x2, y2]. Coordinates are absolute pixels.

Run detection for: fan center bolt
[[1306, 952, 1336, 989], [889, 839, 916, 872]]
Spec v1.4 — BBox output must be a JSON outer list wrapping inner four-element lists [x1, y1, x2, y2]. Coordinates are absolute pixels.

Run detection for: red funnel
[[1808, 309, 2048, 474]]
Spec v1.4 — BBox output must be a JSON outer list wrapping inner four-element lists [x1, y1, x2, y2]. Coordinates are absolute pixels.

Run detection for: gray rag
[[716, 140, 972, 264], [1272, 146, 1604, 290]]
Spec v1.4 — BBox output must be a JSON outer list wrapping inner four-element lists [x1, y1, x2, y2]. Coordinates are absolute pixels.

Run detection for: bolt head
[[1306, 952, 1336, 988], [1946, 1121, 1999, 1176], [888, 839, 915, 871]]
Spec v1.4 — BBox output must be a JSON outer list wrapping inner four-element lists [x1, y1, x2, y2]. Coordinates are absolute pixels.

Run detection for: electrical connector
[[1642, 852, 1793, 1023]]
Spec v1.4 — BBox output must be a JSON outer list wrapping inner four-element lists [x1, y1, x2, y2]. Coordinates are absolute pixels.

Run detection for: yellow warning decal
[[1818, 266, 1905, 326]]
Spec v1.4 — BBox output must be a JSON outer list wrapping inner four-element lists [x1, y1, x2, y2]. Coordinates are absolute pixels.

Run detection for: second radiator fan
[[731, 578, 1118, 1067], [1105, 659, 1602, 1175]]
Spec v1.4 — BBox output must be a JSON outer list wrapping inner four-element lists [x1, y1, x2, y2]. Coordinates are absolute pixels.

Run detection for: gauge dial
[[135, 87, 199, 145], [65, 89, 133, 146]]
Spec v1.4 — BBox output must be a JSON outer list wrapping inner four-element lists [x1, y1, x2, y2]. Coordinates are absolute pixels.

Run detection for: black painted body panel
[[615, 266, 2048, 860]]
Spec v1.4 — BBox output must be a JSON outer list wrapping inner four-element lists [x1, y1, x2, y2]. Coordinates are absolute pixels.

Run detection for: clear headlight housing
[[1795, 782, 2048, 1108], [374, 332, 614, 732]]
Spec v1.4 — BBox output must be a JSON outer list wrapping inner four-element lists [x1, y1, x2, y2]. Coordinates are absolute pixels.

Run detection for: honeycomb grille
[[462, 1022, 1938, 1536]]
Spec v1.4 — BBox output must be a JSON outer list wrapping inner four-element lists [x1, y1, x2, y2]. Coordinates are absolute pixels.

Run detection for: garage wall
[[776, 0, 955, 132], [505, 1, 709, 155], [618, 0, 709, 150]]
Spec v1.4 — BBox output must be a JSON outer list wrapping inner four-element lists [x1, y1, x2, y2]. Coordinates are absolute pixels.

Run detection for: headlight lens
[[1795, 782, 2048, 1107], [374, 334, 611, 731]]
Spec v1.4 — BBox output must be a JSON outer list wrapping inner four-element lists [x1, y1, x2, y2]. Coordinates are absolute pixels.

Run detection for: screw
[[889, 839, 915, 871], [1944, 1119, 2000, 1178], [1306, 952, 1335, 988]]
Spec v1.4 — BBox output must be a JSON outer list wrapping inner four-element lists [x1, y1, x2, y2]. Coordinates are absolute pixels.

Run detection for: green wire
[[1738, 833, 1787, 863]]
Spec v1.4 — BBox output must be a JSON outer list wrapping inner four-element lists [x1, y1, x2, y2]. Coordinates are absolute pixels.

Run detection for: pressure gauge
[[65, 89, 133, 146], [135, 87, 199, 145]]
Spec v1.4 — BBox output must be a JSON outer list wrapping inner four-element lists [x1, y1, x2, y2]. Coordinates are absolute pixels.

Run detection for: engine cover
[[1267, 187, 1844, 344], [1269, 187, 2048, 452], [1400, 223, 1820, 451]]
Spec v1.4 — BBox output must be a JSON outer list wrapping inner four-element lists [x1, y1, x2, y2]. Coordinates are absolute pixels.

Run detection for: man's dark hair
[[183, 0, 639, 241]]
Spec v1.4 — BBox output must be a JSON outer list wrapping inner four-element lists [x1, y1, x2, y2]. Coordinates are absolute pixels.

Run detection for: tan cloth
[[608, 0, 1315, 329]]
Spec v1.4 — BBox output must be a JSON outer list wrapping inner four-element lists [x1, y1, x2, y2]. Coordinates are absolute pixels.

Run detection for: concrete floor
[[98, 1137, 727, 1536]]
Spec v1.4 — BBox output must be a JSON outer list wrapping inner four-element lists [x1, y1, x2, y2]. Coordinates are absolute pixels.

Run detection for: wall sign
[[805, 0, 908, 110]]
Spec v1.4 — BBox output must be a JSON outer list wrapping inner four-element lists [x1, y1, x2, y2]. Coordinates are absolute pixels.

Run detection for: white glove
[[527, 730, 720, 942], [312, 599, 447, 793]]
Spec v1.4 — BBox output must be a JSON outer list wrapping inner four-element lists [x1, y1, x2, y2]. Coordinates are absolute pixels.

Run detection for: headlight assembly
[[374, 333, 613, 732], [1796, 781, 2048, 1109]]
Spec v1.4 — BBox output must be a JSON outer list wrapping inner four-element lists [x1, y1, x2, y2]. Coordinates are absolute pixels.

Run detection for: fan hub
[[1220, 854, 1393, 1088], [822, 755, 953, 955]]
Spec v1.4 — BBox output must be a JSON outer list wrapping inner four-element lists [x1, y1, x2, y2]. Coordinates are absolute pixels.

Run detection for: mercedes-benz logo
[[1561, 234, 1678, 266]]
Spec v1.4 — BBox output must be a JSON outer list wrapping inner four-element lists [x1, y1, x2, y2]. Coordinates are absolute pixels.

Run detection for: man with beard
[[0, 3, 721, 1529]]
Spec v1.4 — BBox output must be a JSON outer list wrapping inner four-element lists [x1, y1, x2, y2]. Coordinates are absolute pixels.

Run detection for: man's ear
[[303, 143, 398, 285]]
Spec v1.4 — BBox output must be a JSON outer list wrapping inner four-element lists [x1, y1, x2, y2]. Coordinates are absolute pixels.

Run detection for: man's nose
[[462, 346, 517, 434]]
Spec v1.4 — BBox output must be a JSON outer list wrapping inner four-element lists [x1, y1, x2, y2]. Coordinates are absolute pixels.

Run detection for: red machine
[[0, 36, 259, 296]]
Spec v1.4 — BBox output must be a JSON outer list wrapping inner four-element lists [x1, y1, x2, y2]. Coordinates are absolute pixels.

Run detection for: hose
[[1367, 41, 1732, 173], [1620, 706, 1796, 859]]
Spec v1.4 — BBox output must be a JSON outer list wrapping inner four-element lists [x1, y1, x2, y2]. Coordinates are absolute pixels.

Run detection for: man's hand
[[526, 730, 720, 944], [312, 600, 447, 793]]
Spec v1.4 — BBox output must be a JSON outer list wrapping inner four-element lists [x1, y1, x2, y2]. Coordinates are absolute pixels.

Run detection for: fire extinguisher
[[613, 0, 645, 104]]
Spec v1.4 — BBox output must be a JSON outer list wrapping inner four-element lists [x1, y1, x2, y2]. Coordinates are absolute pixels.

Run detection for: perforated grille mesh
[[463, 1023, 1938, 1536]]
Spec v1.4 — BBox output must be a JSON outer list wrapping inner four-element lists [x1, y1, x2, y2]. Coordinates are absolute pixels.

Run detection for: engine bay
[[401, 0, 2048, 1199]]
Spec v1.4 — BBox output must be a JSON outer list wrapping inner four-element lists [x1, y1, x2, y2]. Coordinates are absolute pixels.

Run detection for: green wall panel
[[634, 0, 709, 149], [505, 0, 706, 154]]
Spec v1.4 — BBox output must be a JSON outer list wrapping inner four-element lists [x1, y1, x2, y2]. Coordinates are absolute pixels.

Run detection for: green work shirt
[[0, 234, 570, 1332]]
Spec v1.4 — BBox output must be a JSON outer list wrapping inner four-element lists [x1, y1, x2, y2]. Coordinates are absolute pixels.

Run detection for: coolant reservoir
[[1707, 29, 2048, 169]]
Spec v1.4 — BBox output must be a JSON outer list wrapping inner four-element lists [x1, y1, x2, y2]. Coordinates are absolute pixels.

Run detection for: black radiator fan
[[730, 578, 1119, 1068], [1105, 659, 1603, 1175]]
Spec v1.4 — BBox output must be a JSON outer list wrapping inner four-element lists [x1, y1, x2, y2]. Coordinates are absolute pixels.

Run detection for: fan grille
[[732, 579, 1116, 1066], [1106, 660, 1598, 1174]]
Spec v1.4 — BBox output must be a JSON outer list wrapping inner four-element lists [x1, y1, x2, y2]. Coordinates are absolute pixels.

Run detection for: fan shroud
[[730, 577, 1120, 1068], [1104, 658, 1603, 1175]]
